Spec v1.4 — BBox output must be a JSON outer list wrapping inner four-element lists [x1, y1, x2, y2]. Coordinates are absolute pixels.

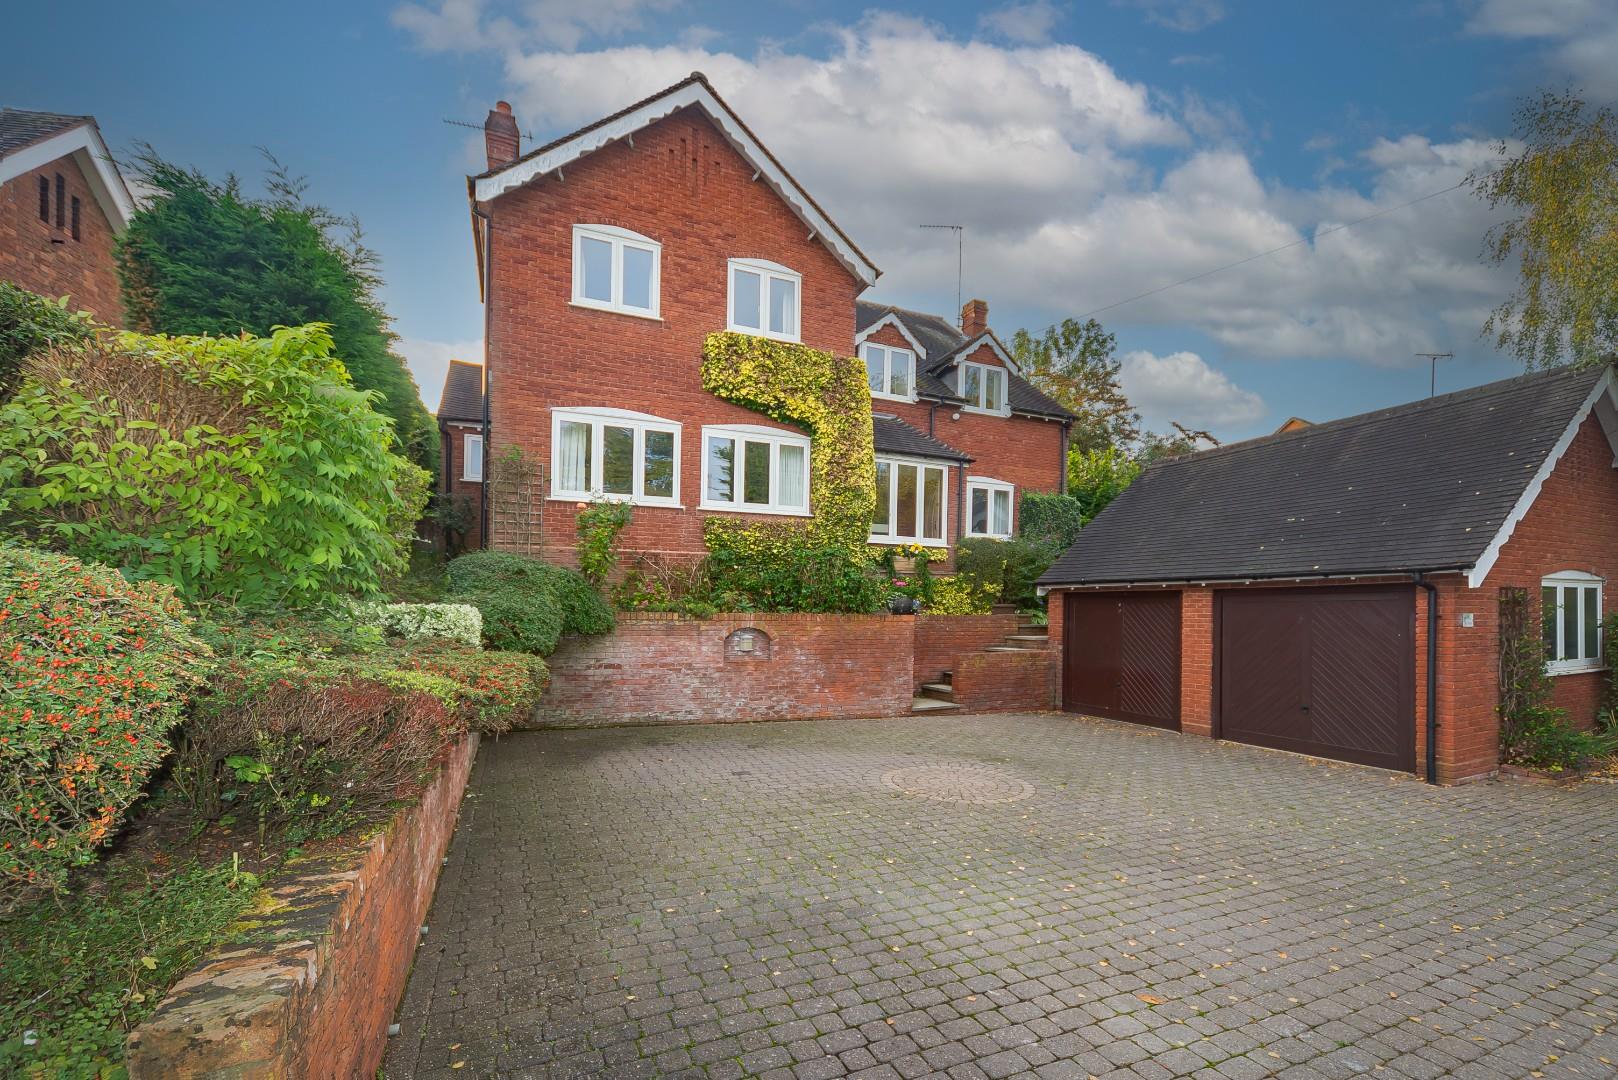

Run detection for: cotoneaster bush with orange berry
[[0, 544, 205, 909]]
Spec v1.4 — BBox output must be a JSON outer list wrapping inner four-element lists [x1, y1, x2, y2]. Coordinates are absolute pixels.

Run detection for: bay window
[[871, 456, 948, 545], [701, 424, 810, 515], [728, 259, 800, 342], [551, 407, 680, 505], [1542, 571, 1604, 674], [966, 477, 1014, 539], [572, 225, 660, 318], [861, 343, 914, 401], [960, 361, 1007, 415]]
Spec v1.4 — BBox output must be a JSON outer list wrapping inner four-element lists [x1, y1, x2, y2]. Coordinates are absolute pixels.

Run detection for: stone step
[[986, 644, 1040, 653], [911, 695, 961, 713], [1003, 634, 1050, 644], [919, 682, 954, 700], [1016, 624, 1048, 636]]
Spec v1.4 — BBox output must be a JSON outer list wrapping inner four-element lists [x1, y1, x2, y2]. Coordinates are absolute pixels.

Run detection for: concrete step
[[1016, 624, 1048, 636], [911, 695, 961, 713], [1003, 634, 1050, 644], [919, 682, 955, 700], [987, 643, 1043, 653]]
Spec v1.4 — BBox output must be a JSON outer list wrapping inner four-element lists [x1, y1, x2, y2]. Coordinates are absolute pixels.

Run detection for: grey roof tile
[[0, 109, 88, 157], [1039, 365, 1613, 586], [437, 359, 485, 422], [872, 413, 972, 463]]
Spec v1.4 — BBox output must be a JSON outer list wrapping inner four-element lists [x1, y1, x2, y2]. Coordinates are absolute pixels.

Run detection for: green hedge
[[1019, 492, 1085, 551], [446, 551, 614, 653], [0, 282, 92, 401]]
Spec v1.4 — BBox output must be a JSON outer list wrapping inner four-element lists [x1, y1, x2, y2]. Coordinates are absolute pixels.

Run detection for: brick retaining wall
[[912, 613, 1020, 688], [126, 734, 479, 1077], [952, 648, 1054, 712]]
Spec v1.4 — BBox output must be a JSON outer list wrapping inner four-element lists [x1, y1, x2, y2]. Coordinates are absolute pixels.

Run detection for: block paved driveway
[[385, 714, 1618, 1080]]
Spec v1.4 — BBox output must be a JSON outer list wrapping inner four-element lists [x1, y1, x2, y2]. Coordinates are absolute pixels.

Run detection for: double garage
[[1062, 586, 1416, 774]]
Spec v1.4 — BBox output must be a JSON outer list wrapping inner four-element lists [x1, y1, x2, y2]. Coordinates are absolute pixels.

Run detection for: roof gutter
[[1036, 565, 1474, 595], [1414, 573, 1439, 785]]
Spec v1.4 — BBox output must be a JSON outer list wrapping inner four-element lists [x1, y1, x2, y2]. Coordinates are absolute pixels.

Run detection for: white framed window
[[1542, 571, 1605, 675], [551, 407, 680, 506], [871, 456, 948, 546], [861, 343, 915, 401], [462, 433, 484, 482], [728, 259, 800, 342], [966, 477, 1014, 539], [572, 225, 660, 318], [700, 424, 811, 516], [959, 361, 1008, 415]]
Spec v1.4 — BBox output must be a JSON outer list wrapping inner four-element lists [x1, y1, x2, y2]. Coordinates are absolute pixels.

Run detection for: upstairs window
[[552, 407, 680, 506], [728, 259, 800, 342], [1542, 571, 1604, 675], [462, 433, 484, 482], [572, 225, 660, 318], [966, 477, 1014, 539], [960, 361, 1007, 414], [861, 343, 914, 401], [701, 424, 810, 516]]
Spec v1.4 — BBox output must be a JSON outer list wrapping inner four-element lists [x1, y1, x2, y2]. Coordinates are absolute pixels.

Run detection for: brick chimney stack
[[961, 298, 988, 338], [484, 101, 520, 171]]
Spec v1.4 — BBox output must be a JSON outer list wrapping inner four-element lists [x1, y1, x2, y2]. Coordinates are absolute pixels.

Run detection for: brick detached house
[[464, 74, 1072, 566], [1038, 365, 1618, 784], [0, 108, 133, 323], [435, 358, 486, 551]]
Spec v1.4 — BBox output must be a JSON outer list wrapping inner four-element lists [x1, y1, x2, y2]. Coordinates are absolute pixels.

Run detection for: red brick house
[[465, 74, 1071, 565], [0, 109, 132, 323], [435, 359, 486, 552], [1038, 365, 1618, 784]]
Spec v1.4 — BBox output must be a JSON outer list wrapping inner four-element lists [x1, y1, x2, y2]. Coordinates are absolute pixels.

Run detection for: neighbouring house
[[0, 108, 132, 323], [1037, 365, 1618, 784], [435, 359, 486, 552], [464, 74, 1072, 566]]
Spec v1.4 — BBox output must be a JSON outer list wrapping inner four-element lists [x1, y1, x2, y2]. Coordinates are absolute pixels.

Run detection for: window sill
[[869, 536, 948, 547], [965, 532, 1012, 541], [460, 475, 484, 483], [569, 300, 663, 322], [870, 391, 917, 405], [960, 406, 1011, 418], [549, 494, 682, 509], [726, 326, 801, 345], [701, 502, 811, 517], [1546, 663, 1607, 677]]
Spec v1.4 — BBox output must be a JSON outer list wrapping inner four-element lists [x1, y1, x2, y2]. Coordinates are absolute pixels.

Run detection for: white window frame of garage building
[[461, 432, 484, 482], [700, 423, 811, 516], [550, 407, 681, 506], [871, 455, 949, 546], [1542, 570, 1605, 675], [965, 476, 1014, 539]]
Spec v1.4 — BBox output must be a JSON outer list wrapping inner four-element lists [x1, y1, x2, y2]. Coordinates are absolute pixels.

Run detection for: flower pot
[[888, 595, 920, 615]]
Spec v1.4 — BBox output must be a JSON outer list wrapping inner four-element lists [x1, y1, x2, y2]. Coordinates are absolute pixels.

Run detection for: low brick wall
[[952, 648, 1055, 711], [913, 613, 1020, 686], [534, 613, 916, 725], [126, 734, 479, 1078]]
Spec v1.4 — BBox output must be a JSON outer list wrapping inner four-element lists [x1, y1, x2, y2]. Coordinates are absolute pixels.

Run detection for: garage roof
[[1039, 364, 1618, 590]]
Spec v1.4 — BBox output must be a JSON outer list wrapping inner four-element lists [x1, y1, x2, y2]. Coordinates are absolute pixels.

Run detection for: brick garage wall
[[127, 736, 479, 1078], [536, 614, 915, 725], [439, 419, 484, 551], [481, 106, 860, 563], [913, 612, 1020, 687], [0, 154, 122, 324], [951, 648, 1052, 711]]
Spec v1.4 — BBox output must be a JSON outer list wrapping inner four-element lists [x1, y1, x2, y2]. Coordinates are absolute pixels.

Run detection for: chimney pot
[[961, 298, 989, 338], [484, 102, 520, 171]]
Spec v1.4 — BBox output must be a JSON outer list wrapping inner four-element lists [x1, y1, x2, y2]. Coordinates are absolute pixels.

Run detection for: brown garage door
[[1217, 586, 1415, 772], [1063, 591, 1180, 729]]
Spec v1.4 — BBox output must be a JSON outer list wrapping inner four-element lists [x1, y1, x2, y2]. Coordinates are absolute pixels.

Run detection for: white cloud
[[1466, 0, 1618, 100], [1114, 0, 1227, 33], [1119, 349, 1265, 431], [397, 337, 484, 411], [394, 0, 677, 51], [978, 1, 1063, 44]]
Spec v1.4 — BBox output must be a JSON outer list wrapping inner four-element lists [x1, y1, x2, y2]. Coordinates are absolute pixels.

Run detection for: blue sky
[[6, 1, 1614, 442]]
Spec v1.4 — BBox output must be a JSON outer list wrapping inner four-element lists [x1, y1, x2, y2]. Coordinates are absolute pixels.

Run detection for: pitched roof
[[437, 360, 485, 423], [472, 74, 878, 288], [1039, 365, 1618, 589], [872, 414, 972, 463], [0, 108, 133, 231], [855, 300, 1075, 420], [0, 109, 86, 156]]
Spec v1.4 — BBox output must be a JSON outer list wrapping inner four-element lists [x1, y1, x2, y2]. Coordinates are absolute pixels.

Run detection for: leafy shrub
[[1605, 611, 1618, 715], [0, 324, 428, 606], [1019, 492, 1085, 551], [0, 858, 255, 1077], [0, 282, 92, 401], [1498, 586, 1614, 771], [352, 600, 482, 646], [1068, 445, 1143, 522], [707, 544, 886, 613], [925, 576, 995, 615], [447, 551, 614, 650], [576, 499, 632, 587], [0, 546, 206, 908], [954, 537, 1057, 611], [1501, 706, 1616, 771]]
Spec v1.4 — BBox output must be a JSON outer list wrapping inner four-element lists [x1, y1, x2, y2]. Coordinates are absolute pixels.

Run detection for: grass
[[0, 859, 258, 1079]]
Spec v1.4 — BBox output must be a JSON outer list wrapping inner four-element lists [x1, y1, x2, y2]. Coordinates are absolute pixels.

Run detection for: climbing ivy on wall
[[699, 331, 877, 559]]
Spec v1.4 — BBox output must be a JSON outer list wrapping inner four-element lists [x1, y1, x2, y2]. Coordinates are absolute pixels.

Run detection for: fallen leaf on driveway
[[1137, 994, 1165, 1005]]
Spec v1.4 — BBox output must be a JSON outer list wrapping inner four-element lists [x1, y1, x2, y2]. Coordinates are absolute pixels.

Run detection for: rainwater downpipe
[[1414, 573, 1438, 785]]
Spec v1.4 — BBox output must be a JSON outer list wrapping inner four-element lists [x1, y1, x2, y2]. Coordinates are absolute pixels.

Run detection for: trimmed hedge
[[1019, 492, 1085, 551], [446, 551, 614, 653]]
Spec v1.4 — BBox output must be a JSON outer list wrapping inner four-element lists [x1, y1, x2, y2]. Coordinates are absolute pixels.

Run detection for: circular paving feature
[[881, 763, 1034, 805]]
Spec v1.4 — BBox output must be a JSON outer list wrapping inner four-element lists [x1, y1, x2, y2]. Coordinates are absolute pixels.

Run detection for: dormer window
[[861, 343, 914, 401], [960, 361, 1007, 415], [728, 259, 800, 342], [572, 225, 660, 318]]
